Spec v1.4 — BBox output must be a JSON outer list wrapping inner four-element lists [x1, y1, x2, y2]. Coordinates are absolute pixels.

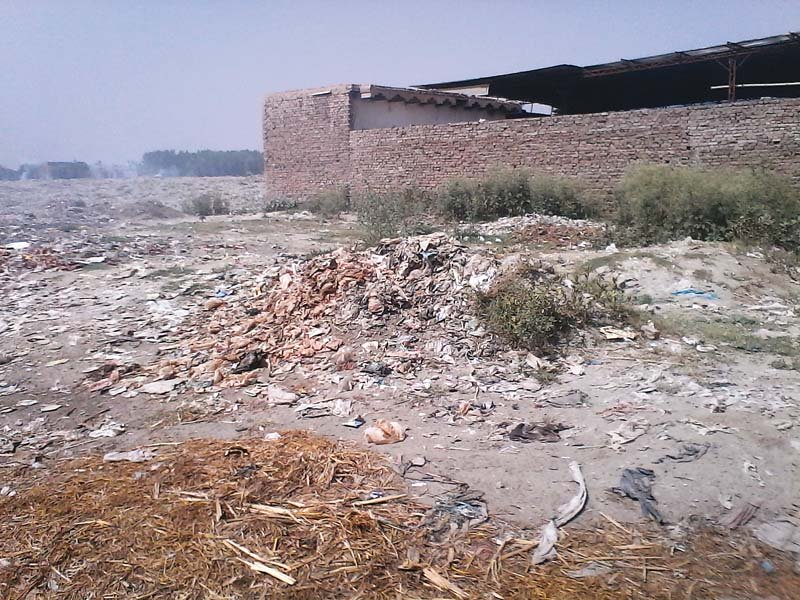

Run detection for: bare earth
[[1, 177, 799, 591]]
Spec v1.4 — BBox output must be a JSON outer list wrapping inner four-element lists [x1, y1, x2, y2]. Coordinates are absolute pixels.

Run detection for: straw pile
[[1, 432, 797, 599]]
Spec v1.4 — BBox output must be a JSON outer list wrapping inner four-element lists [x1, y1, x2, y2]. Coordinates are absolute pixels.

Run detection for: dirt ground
[[2, 177, 800, 595]]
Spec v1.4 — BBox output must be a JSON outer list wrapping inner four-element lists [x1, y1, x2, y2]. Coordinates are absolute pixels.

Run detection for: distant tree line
[[138, 150, 263, 177], [0, 161, 92, 181], [0, 150, 264, 181]]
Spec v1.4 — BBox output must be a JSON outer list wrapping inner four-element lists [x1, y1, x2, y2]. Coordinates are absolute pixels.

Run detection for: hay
[[1, 432, 798, 599]]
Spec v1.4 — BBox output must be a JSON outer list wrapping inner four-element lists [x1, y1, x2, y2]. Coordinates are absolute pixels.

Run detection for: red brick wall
[[263, 88, 800, 200]]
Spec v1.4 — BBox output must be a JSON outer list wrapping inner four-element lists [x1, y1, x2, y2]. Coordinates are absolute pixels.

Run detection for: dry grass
[[0, 432, 797, 599]]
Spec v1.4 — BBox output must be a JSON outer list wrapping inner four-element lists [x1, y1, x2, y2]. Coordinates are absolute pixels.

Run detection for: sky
[[1, 0, 799, 167]]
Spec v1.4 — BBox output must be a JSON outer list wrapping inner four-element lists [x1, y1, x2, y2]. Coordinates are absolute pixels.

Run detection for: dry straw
[[0, 432, 796, 599]]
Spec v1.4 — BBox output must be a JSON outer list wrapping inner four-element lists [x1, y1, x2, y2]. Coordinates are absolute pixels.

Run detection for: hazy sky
[[1, 1, 798, 167]]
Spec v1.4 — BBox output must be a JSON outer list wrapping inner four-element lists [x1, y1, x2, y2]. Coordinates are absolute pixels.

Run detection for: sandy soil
[[1, 178, 799, 577]]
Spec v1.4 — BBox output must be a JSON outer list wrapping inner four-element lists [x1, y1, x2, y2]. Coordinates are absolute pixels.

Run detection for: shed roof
[[417, 32, 800, 113]]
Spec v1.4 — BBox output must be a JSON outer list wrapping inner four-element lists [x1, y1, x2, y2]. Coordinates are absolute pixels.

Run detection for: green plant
[[475, 264, 633, 353], [353, 188, 432, 243], [182, 192, 230, 217], [306, 187, 351, 219], [437, 171, 596, 222], [262, 196, 297, 214], [613, 165, 800, 251], [438, 170, 532, 221], [528, 176, 596, 219]]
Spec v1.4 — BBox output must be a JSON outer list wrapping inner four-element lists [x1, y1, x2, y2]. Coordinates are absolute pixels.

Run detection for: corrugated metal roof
[[415, 32, 800, 114]]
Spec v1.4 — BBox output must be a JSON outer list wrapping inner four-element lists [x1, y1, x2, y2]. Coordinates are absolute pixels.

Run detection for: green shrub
[[438, 170, 532, 221], [614, 165, 800, 250], [262, 196, 297, 214], [476, 264, 632, 353], [182, 193, 230, 217], [437, 170, 595, 222], [306, 187, 351, 218], [528, 176, 595, 219], [353, 188, 432, 243]]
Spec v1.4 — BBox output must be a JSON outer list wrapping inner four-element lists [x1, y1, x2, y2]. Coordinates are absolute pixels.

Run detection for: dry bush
[[614, 165, 800, 251], [353, 188, 433, 243], [306, 187, 351, 218], [262, 196, 297, 214], [438, 170, 596, 222], [476, 263, 632, 353], [182, 192, 230, 217]]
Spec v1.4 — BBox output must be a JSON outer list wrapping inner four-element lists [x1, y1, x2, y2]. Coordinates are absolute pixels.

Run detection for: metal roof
[[417, 32, 800, 113]]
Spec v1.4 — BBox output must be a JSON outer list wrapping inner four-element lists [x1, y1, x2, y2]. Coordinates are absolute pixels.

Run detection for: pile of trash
[[153, 233, 504, 387], [470, 213, 608, 248], [0, 234, 173, 274]]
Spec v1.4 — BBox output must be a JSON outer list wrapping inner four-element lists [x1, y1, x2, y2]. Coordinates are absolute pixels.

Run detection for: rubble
[[140, 233, 504, 388]]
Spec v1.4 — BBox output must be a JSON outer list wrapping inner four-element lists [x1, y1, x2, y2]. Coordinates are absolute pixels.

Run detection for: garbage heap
[[160, 233, 503, 387]]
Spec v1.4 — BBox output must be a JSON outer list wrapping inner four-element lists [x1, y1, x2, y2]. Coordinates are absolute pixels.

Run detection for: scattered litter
[[696, 344, 717, 353], [718, 501, 759, 529], [264, 432, 282, 441], [342, 416, 365, 429], [530, 461, 587, 566], [4, 241, 31, 250], [611, 467, 665, 524], [760, 559, 776, 574], [606, 421, 648, 450], [531, 520, 559, 565], [88, 421, 126, 438], [755, 519, 800, 554], [599, 326, 637, 341], [422, 486, 488, 543], [364, 420, 406, 445], [543, 390, 588, 408], [509, 422, 569, 443], [655, 442, 709, 463], [554, 461, 588, 527], [44, 358, 69, 367], [16, 399, 38, 407], [39, 403, 62, 413], [525, 353, 553, 371], [640, 321, 660, 340], [422, 567, 468, 599], [266, 385, 298, 405], [103, 449, 155, 463], [743, 460, 766, 487], [671, 288, 719, 300], [140, 379, 180, 395], [566, 562, 613, 579], [682, 419, 735, 436]]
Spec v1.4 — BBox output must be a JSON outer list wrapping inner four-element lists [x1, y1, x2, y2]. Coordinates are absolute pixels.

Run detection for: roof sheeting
[[418, 33, 800, 113]]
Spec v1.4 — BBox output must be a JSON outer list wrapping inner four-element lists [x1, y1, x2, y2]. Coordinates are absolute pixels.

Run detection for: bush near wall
[[614, 165, 800, 251], [438, 170, 595, 222]]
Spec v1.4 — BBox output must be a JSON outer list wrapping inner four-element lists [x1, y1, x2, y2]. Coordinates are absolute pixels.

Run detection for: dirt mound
[[155, 233, 503, 387], [116, 199, 184, 220]]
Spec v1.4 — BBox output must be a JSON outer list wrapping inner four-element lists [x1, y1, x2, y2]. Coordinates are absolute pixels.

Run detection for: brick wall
[[263, 87, 800, 200], [263, 85, 354, 199]]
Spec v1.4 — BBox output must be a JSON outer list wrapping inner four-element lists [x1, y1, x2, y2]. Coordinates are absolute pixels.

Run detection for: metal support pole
[[728, 58, 737, 101]]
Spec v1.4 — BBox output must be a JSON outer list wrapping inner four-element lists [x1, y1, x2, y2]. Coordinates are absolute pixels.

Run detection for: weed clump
[[353, 188, 433, 243], [306, 187, 351, 219], [438, 171, 595, 222], [182, 193, 230, 217], [262, 196, 296, 214], [476, 263, 632, 353], [614, 165, 800, 251]]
